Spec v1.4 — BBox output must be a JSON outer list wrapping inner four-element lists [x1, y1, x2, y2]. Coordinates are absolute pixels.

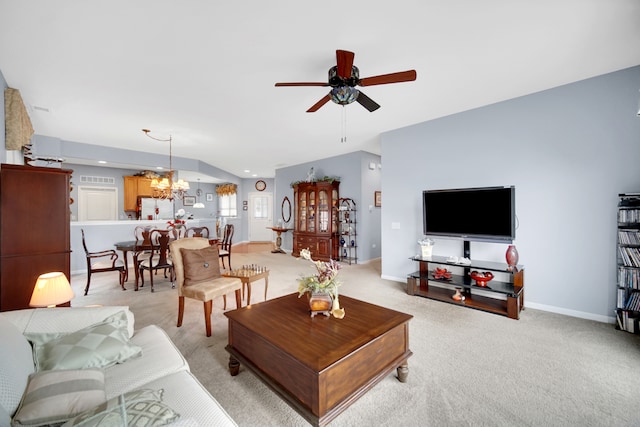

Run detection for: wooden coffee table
[[224, 293, 413, 426]]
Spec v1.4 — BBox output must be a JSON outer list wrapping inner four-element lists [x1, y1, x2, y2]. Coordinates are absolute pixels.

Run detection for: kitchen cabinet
[[124, 175, 155, 212]]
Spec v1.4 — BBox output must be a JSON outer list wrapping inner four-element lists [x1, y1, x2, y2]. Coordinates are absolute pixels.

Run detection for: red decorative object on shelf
[[432, 267, 452, 280], [506, 245, 519, 271], [469, 271, 494, 287]]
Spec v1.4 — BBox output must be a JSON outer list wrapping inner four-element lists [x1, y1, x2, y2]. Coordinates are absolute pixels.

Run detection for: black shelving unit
[[337, 198, 357, 265], [616, 193, 640, 334]]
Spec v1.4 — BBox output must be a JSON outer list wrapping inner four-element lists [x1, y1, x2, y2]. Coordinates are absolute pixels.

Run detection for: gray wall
[[274, 150, 382, 262], [381, 65, 640, 321]]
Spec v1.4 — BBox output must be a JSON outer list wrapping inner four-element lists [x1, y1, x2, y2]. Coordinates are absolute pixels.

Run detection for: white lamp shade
[[30, 272, 74, 307], [193, 202, 205, 208]]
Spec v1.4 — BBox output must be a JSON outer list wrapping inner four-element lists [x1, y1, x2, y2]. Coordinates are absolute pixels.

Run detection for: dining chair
[[186, 226, 210, 238], [219, 224, 234, 269], [133, 225, 154, 288], [81, 229, 126, 296], [169, 237, 242, 337], [138, 229, 175, 292], [169, 225, 187, 240]]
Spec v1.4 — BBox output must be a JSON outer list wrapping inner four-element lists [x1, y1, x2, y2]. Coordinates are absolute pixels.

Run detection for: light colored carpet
[[72, 247, 640, 426]]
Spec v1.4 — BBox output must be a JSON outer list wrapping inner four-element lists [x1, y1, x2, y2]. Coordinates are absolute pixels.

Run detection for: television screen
[[423, 186, 515, 242]]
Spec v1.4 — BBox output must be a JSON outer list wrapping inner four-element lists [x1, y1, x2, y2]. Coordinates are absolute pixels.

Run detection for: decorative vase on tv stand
[[505, 245, 519, 271]]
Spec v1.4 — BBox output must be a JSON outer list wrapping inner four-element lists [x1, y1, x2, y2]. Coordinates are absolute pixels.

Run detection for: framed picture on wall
[[183, 196, 196, 206], [206, 193, 214, 202], [374, 191, 381, 207]]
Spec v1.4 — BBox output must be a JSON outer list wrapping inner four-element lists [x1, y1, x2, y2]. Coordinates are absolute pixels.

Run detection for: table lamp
[[29, 272, 74, 307]]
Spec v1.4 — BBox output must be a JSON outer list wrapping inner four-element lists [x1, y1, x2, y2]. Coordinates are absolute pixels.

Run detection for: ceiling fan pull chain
[[341, 106, 347, 143]]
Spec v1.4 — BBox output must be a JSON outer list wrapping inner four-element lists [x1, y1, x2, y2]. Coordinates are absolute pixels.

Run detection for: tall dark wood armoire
[[292, 180, 340, 262], [0, 164, 72, 311]]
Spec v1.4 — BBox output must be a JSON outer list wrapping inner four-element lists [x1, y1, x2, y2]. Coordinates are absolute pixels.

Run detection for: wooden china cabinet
[[292, 180, 340, 261], [0, 164, 72, 311]]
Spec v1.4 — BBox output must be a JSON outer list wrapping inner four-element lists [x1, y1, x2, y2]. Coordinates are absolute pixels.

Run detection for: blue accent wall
[[381, 65, 640, 321]]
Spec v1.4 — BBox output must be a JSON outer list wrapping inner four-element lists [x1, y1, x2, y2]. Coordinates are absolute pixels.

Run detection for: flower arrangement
[[297, 248, 345, 318], [167, 208, 186, 229]]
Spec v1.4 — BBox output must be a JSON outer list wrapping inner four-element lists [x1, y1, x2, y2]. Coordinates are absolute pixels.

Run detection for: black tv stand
[[407, 255, 524, 319]]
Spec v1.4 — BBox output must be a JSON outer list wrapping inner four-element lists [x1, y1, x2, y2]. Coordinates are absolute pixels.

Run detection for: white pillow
[[29, 311, 142, 371], [12, 369, 106, 427], [0, 316, 35, 422]]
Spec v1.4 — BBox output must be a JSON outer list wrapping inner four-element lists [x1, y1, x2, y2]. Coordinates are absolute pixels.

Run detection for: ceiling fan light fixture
[[330, 86, 359, 105]]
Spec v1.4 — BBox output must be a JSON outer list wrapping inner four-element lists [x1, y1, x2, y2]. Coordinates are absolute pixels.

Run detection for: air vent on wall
[[80, 176, 115, 185]]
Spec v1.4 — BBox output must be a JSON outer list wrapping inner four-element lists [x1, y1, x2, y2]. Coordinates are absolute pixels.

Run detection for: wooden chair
[[134, 225, 152, 245], [133, 225, 153, 289], [138, 229, 175, 292], [169, 237, 242, 337], [169, 225, 187, 240], [219, 224, 234, 269], [81, 229, 126, 296], [186, 226, 210, 238]]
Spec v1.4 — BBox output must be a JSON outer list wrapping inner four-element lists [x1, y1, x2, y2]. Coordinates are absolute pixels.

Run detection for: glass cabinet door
[[319, 190, 329, 233], [299, 191, 307, 232], [308, 190, 316, 233]]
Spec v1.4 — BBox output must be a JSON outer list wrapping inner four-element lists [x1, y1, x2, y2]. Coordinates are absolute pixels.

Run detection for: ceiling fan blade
[[336, 50, 355, 79], [275, 82, 328, 87], [359, 70, 417, 86], [307, 94, 331, 112], [355, 91, 380, 112]]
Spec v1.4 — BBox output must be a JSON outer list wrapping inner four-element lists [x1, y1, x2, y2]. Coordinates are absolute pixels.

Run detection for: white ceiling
[[1, 1, 639, 181]]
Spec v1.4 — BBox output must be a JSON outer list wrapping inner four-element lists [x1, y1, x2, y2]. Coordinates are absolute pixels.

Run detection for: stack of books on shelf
[[618, 230, 640, 245], [618, 208, 640, 224], [616, 310, 639, 334], [618, 266, 640, 289], [618, 247, 640, 267], [624, 291, 640, 311]]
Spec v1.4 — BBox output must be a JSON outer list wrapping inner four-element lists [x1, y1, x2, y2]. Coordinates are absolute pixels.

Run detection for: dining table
[[114, 237, 221, 290], [114, 240, 153, 290]]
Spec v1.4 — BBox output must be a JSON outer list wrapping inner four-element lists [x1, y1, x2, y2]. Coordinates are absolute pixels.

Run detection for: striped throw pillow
[[12, 369, 106, 426]]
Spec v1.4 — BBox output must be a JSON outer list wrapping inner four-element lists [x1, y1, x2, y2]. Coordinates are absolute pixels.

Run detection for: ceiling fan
[[275, 49, 417, 112]]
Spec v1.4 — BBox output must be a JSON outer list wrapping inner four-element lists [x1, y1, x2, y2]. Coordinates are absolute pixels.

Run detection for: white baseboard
[[524, 301, 615, 324]]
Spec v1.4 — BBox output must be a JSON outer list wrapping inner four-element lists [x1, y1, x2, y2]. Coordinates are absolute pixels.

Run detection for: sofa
[[0, 305, 237, 426]]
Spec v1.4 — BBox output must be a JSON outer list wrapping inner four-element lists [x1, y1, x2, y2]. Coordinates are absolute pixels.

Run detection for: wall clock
[[255, 180, 266, 191]]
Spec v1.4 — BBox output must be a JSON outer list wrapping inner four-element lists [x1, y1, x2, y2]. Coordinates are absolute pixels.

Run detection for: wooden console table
[[267, 227, 292, 254]]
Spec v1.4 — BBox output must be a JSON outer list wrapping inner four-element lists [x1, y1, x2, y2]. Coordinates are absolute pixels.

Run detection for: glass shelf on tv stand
[[407, 255, 525, 319]]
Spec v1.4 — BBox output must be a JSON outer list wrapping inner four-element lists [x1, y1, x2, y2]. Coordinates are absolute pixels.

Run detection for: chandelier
[[142, 129, 190, 200]]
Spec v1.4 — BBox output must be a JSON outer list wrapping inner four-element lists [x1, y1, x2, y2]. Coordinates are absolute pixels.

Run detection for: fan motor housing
[[328, 66, 359, 87]]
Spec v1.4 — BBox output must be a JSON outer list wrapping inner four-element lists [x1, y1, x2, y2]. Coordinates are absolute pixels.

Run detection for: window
[[219, 193, 237, 217]]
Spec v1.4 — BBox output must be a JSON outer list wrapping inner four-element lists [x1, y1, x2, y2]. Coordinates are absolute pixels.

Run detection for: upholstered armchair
[[169, 237, 242, 337]]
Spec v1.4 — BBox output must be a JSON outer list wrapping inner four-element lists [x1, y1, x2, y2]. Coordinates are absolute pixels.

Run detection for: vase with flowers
[[297, 248, 345, 318], [167, 208, 187, 230]]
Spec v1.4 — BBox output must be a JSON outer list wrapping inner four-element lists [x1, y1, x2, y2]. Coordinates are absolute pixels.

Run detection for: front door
[[249, 192, 273, 241]]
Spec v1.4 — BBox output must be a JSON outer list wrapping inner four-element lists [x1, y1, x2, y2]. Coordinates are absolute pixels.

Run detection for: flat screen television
[[423, 186, 516, 243]]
